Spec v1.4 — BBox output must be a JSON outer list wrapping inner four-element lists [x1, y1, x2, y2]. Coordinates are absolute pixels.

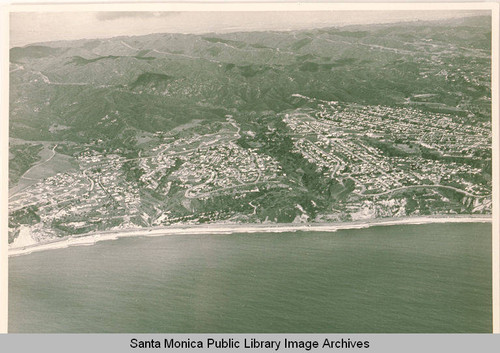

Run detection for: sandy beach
[[8, 214, 493, 257]]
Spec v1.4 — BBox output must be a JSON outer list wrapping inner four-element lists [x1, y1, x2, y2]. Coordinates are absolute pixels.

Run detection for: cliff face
[[8, 16, 492, 243]]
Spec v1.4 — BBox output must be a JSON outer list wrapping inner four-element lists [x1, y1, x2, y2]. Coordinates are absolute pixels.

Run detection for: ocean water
[[8, 223, 492, 333]]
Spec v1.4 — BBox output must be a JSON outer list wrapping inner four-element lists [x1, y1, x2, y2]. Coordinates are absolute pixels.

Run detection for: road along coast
[[8, 214, 492, 257]]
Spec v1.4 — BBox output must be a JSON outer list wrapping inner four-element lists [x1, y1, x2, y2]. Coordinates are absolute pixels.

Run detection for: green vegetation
[[8, 16, 492, 243], [67, 55, 120, 65], [9, 144, 43, 187]]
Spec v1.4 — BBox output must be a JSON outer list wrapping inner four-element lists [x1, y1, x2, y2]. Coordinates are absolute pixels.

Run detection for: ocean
[[8, 222, 492, 333]]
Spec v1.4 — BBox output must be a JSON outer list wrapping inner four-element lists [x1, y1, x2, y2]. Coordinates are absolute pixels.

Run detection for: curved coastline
[[8, 214, 493, 257]]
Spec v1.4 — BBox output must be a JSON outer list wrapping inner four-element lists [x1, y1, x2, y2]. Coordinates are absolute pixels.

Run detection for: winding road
[[9, 144, 58, 199], [363, 184, 489, 199]]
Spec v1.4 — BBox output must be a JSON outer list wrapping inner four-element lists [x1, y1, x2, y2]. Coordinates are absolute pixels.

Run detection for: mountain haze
[[8, 16, 492, 243]]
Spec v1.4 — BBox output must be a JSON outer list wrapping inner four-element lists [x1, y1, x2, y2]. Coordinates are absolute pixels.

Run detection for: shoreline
[[8, 214, 493, 257]]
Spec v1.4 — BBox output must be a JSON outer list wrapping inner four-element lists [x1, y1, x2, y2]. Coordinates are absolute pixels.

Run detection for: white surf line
[[8, 215, 493, 257]]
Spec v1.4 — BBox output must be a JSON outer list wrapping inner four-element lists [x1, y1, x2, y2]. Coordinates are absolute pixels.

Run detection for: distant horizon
[[10, 10, 489, 48]]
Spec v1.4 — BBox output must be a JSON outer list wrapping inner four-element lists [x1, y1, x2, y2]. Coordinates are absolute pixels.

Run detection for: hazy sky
[[10, 10, 488, 47]]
